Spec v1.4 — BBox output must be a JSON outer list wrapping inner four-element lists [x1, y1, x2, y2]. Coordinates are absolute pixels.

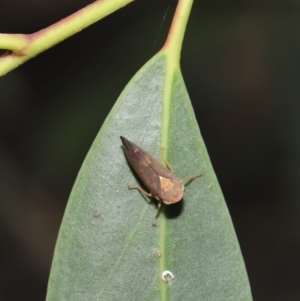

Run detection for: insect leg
[[128, 185, 153, 197], [152, 201, 162, 226], [160, 147, 175, 174], [181, 173, 202, 185]]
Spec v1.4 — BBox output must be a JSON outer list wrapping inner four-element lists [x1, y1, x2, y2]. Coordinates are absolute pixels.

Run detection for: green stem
[[0, 0, 135, 76], [161, 0, 194, 149], [162, 0, 194, 67]]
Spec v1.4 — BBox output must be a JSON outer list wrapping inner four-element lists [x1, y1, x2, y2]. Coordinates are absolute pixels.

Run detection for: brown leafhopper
[[120, 136, 202, 226]]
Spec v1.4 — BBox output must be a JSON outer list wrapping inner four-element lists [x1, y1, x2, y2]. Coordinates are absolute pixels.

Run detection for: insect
[[120, 136, 202, 226]]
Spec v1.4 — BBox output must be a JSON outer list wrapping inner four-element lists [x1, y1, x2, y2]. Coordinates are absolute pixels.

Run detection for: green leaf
[[46, 52, 252, 300]]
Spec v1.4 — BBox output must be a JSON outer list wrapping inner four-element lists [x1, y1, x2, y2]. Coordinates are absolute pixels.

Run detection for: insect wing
[[120, 137, 175, 198]]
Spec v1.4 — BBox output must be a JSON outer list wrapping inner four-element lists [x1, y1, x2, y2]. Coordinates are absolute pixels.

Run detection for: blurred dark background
[[1, 0, 300, 300]]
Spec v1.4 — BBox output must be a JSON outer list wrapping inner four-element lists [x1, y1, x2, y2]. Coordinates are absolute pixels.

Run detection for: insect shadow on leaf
[[164, 199, 184, 219]]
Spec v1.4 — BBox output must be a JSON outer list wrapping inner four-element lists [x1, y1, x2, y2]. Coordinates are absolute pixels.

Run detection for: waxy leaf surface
[[46, 53, 252, 301]]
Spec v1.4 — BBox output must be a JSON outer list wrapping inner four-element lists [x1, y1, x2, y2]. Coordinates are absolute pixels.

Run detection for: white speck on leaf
[[162, 270, 174, 283]]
